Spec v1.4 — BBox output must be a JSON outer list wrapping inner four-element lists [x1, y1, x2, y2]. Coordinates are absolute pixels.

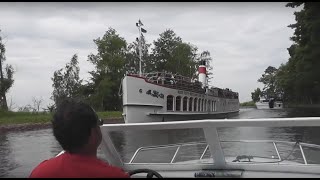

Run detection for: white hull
[[122, 75, 239, 123], [273, 101, 284, 109], [255, 102, 270, 109]]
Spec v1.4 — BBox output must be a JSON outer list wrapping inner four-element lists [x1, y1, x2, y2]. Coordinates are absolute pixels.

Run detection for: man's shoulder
[[91, 159, 129, 178], [29, 155, 64, 178], [29, 159, 56, 177]]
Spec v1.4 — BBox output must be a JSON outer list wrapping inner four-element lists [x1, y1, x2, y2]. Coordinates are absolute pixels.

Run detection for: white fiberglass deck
[[99, 117, 320, 178]]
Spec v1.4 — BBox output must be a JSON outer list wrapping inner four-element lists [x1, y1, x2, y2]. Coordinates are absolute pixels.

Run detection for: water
[[1, 108, 320, 177]]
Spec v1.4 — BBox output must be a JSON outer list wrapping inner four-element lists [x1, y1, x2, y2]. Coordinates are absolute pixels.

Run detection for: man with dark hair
[[29, 99, 129, 178]]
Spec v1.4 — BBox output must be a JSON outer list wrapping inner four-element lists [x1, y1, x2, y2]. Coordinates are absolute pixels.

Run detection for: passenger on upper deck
[[29, 99, 129, 178]]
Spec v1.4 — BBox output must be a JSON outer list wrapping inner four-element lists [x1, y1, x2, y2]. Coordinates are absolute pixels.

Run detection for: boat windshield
[[99, 118, 320, 168]]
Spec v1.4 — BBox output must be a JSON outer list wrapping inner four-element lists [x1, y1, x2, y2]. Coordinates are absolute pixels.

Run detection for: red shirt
[[29, 152, 129, 178]]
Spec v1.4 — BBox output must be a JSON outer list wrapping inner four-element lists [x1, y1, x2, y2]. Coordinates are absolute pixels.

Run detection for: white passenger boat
[[121, 21, 239, 123]]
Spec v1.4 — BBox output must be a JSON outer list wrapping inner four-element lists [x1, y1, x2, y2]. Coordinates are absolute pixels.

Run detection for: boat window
[[194, 98, 197, 112], [221, 141, 280, 164], [198, 99, 201, 111], [189, 97, 193, 111], [183, 97, 188, 111], [167, 95, 174, 111], [201, 99, 204, 112], [208, 100, 211, 112], [204, 100, 207, 112], [176, 96, 181, 111], [106, 128, 212, 164]]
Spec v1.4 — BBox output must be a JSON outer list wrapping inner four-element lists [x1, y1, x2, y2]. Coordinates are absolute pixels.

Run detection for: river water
[[1, 107, 320, 177]]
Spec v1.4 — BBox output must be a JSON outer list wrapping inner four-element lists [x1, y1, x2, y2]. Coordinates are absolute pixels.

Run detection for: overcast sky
[[0, 2, 299, 111]]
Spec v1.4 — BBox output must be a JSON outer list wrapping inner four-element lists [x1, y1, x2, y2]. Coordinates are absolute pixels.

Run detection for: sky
[[0, 2, 299, 111]]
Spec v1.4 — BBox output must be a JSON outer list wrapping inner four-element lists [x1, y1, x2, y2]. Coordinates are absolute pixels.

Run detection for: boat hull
[[122, 75, 240, 123]]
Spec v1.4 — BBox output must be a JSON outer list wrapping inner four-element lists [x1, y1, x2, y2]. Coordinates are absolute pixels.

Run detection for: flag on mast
[[138, 19, 143, 26], [141, 28, 147, 33], [137, 19, 147, 33]]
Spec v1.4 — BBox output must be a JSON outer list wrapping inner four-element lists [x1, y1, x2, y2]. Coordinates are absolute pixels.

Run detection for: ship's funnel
[[198, 60, 206, 88]]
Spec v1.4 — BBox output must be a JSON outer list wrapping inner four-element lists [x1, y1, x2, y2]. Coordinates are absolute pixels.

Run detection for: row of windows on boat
[[167, 95, 222, 112]]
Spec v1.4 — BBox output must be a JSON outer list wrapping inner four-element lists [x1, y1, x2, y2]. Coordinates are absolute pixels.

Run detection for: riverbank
[[240, 106, 256, 109], [0, 117, 124, 134], [240, 101, 256, 109], [0, 111, 123, 133], [0, 111, 122, 125]]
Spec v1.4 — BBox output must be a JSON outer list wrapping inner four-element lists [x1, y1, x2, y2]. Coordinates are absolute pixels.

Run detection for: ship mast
[[136, 19, 147, 77]]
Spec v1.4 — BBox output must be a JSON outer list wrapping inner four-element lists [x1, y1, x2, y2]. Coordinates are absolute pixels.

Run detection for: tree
[[0, 29, 14, 111], [251, 88, 262, 102], [151, 29, 182, 72], [32, 97, 43, 112], [86, 27, 127, 111], [51, 54, 82, 105], [44, 103, 56, 113], [151, 29, 207, 78], [282, 2, 320, 104], [167, 42, 198, 77], [258, 66, 278, 99]]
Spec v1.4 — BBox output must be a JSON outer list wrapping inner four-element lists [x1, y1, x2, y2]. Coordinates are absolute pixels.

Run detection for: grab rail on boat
[[127, 140, 320, 165]]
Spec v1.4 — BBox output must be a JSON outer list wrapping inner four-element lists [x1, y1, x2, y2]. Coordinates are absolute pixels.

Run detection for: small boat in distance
[[255, 97, 283, 109]]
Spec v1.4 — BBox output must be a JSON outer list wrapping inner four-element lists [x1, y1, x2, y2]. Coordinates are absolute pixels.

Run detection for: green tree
[[168, 42, 198, 77], [87, 27, 127, 111], [283, 2, 320, 104], [151, 29, 210, 79], [0, 30, 14, 111], [251, 88, 262, 102], [51, 54, 82, 105], [152, 29, 182, 72], [258, 66, 278, 99]]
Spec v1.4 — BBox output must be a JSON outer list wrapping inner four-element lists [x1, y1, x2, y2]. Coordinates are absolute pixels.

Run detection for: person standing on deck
[[29, 99, 129, 178]]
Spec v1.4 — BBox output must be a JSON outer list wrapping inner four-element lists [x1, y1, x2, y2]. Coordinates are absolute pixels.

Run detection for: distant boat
[[255, 97, 283, 109]]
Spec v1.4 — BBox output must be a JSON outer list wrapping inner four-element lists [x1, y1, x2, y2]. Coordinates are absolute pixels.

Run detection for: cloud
[[0, 2, 298, 110]]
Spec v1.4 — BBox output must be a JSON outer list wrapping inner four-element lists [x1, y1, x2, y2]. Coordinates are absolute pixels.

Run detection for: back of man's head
[[52, 99, 99, 153]]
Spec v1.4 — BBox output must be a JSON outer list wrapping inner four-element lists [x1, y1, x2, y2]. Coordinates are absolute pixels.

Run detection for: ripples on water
[[0, 129, 62, 178], [1, 108, 320, 177]]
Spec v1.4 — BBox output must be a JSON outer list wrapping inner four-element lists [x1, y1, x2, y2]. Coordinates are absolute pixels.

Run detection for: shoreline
[[0, 118, 124, 134]]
